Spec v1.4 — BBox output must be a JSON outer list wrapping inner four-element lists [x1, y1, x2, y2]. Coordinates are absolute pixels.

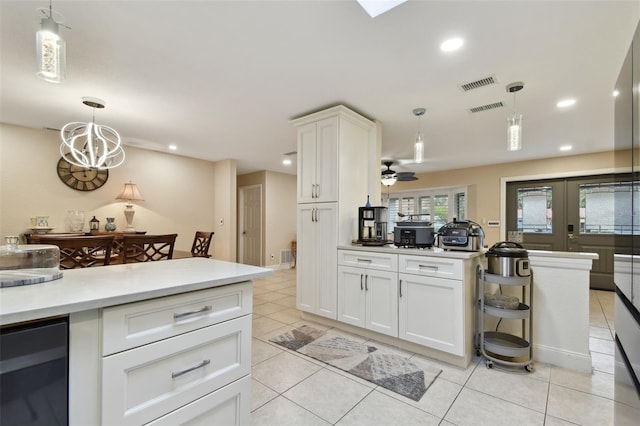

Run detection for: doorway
[[506, 174, 635, 290], [238, 184, 262, 266]]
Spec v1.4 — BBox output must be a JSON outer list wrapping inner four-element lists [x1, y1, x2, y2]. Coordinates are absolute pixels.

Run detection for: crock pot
[[485, 241, 530, 277]]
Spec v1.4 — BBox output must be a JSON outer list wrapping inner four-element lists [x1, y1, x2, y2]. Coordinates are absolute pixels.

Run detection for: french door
[[506, 174, 636, 290]]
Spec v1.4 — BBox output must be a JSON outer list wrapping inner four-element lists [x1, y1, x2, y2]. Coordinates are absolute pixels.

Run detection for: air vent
[[459, 76, 498, 92], [469, 101, 504, 114]]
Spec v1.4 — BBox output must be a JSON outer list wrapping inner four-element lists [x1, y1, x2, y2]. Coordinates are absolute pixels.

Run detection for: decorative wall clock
[[56, 157, 109, 191]]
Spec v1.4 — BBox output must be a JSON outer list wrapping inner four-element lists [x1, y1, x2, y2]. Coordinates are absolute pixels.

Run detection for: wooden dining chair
[[120, 234, 177, 263], [37, 235, 116, 269], [191, 231, 214, 258]]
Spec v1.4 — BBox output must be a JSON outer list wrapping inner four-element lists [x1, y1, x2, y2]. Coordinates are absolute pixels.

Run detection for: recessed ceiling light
[[613, 90, 620, 97], [557, 99, 576, 108], [559, 145, 573, 151], [282, 158, 292, 166], [440, 37, 464, 52], [168, 144, 177, 151]]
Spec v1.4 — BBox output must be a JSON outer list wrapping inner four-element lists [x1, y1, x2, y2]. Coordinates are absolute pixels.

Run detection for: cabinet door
[[337, 265, 366, 327], [297, 204, 317, 313], [315, 117, 338, 202], [398, 273, 463, 355], [297, 203, 337, 319], [297, 123, 317, 203], [365, 269, 398, 337], [316, 203, 338, 319]]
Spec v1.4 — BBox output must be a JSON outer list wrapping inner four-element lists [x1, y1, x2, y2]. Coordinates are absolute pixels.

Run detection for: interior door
[[239, 185, 262, 266]]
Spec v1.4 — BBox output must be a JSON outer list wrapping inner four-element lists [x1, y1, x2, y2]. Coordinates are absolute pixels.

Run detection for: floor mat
[[269, 325, 441, 401]]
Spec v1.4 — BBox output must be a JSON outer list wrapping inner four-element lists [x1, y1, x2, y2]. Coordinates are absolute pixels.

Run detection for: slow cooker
[[437, 220, 484, 251], [486, 241, 530, 277], [393, 222, 435, 248]]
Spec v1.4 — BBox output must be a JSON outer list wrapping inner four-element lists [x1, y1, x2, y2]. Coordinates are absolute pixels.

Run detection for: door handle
[[364, 275, 368, 291], [399, 279, 402, 298], [568, 233, 578, 242], [360, 274, 364, 290]]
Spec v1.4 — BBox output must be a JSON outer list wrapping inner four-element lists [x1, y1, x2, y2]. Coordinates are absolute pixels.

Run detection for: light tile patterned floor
[[250, 269, 620, 426]]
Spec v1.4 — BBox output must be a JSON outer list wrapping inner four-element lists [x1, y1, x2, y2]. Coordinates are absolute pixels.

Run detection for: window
[[579, 181, 639, 235], [516, 186, 552, 233], [385, 186, 467, 234]]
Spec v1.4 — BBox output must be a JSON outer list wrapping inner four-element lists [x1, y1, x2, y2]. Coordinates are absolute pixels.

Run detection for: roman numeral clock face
[[56, 157, 109, 191]]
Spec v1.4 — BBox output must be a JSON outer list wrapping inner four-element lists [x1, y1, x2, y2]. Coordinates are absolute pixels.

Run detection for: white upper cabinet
[[296, 117, 338, 203]]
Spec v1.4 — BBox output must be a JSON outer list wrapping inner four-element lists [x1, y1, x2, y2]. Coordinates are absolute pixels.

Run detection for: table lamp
[[115, 182, 144, 232]]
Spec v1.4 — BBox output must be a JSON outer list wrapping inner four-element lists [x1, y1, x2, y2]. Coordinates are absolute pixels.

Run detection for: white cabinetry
[[297, 203, 338, 318], [293, 106, 376, 321], [97, 284, 252, 425], [398, 255, 467, 357], [297, 117, 338, 203], [338, 250, 398, 337]]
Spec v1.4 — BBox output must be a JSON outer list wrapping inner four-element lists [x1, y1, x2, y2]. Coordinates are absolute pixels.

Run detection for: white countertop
[[0, 257, 272, 326], [338, 244, 485, 260]]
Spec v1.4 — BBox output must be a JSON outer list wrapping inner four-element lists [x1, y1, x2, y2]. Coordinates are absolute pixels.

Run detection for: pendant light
[[60, 97, 125, 170], [413, 108, 426, 163], [506, 82, 524, 151], [36, 1, 66, 83]]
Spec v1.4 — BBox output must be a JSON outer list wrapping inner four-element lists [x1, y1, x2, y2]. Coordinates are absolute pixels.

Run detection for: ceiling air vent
[[459, 75, 497, 92], [469, 101, 504, 114]]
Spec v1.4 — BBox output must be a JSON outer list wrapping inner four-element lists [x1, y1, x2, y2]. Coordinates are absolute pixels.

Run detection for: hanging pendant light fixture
[[60, 97, 126, 170], [506, 82, 524, 151], [413, 108, 426, 163], [36, 1, 67, 83]]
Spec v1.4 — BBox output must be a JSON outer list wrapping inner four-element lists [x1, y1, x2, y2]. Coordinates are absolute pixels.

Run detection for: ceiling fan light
[[381, 175, 397, 186]]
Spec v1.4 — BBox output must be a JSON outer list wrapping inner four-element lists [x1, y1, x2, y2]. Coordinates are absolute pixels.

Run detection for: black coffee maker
[[357, 206, 388, 244]]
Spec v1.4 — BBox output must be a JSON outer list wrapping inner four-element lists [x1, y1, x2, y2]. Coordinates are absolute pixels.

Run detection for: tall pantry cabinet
[[291, 106, 376, 320]]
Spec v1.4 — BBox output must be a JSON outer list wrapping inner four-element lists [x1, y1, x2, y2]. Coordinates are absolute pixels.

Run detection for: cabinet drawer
[[146, 375, 251, 425], [102, 282, 252, 355], [102, 315, 251, 426], [399, 255, 462, 280], [338, 250, 397, 271]]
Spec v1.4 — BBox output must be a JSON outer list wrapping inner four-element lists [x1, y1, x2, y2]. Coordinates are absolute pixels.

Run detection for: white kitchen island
[[0, 257, 271, 426]]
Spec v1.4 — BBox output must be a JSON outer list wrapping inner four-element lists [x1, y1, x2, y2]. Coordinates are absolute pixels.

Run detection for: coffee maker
[[357, 206, 389, 244]]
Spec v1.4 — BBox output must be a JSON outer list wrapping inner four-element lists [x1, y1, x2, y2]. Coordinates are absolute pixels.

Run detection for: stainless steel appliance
[[0, 317, 68, 425], [393, 221, 435, 248], [357, 206, 388, 245], [437, 220, 485, 251], [486, 241, 530, 277]]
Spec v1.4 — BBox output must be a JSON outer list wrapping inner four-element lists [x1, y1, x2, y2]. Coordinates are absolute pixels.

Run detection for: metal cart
[[476, 265, 533, 372]]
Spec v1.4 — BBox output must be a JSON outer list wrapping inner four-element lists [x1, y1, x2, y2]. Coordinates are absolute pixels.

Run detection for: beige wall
[[389, 150, 630, 246], [237, 170, 296, 267], [0, 123, 236, 260]]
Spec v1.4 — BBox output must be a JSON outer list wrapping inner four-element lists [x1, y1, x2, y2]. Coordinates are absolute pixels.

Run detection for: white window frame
[[386, 185, 468, 233]]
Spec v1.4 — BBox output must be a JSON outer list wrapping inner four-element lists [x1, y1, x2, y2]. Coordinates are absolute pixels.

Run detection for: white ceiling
[[1, 1, 638, 175]]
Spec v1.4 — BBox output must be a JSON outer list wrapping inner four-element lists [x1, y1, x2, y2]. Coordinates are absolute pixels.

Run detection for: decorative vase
[[105, 217, 117, 232], [365, 195, 371, 208]]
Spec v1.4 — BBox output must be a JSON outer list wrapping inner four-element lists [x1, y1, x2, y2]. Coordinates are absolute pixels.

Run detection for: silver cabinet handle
[[357, 258, 372, 263], [171, 359, 211, 379], [399, 279, 403, 298], [173, 305, 212, 320], [360, 274, 364, 290], [316, 184, 320, 198], [364, 275, 368, 291], [311, 184, 315, 198], [418, 264, 438, 271]]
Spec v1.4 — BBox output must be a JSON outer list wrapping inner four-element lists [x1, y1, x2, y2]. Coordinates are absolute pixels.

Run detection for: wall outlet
[[270, 254, 275, 260], [219, 217, 224, 226]]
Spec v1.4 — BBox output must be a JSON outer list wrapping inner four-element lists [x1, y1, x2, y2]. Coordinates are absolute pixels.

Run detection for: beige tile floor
[[250, 269, 621, 426]]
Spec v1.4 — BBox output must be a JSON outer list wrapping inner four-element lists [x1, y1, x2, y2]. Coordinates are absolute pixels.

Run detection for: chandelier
[[60, 97, 125, 169]]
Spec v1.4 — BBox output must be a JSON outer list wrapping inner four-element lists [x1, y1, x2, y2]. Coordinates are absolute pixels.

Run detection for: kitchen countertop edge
[[0, 257, 272, 326], [338, 244, 485, 259]]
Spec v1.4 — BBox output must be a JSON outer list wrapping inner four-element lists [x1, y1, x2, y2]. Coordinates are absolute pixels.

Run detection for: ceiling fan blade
[[396, 172, 418, 181]]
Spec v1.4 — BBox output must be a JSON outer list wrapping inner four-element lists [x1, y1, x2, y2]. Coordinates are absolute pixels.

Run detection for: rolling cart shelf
[[476, 266, 533, 372]]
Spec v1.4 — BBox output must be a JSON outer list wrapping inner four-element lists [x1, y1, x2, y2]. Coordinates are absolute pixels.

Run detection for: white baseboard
[[533, 343, 592, 373], [265, 263, 294, 270]]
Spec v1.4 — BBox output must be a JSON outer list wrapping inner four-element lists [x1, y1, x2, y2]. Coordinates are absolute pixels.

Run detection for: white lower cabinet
[[97, 285, 252, 426], [398, 273, 463, 356], [337, 265, 398, 337]]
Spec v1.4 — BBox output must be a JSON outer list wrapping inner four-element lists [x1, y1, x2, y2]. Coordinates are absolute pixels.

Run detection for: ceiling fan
[[381, 161, 418, 183]]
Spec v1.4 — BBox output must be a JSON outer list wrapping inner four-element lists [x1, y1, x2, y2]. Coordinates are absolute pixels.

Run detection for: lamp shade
[[116, 182, 144, 203]]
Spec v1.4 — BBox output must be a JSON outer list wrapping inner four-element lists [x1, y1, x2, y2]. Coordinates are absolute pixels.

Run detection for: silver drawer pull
[[357, 258, 372, 263], [171, 359, 211, 379], [418, 264, 438, 271], [173, 305, 212, 320]]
